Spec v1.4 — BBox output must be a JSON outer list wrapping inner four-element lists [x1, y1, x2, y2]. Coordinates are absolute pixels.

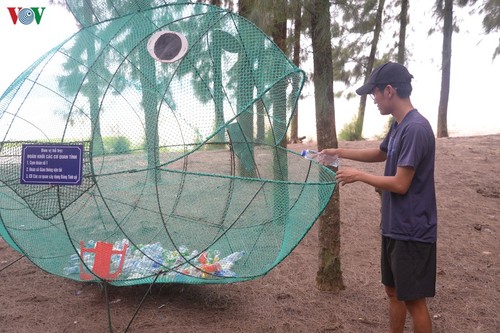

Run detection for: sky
[[298, 2, 500, 140], [0, 3, 78, 88], [0, 1, 499, 140]]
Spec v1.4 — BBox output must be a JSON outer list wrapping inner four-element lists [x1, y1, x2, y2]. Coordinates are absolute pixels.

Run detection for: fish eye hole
[[147, 31, 188, 63]]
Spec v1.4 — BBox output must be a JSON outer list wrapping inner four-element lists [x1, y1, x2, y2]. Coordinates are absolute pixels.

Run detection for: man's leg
[[405, 298, 432, 333], [385, 286, 406, 333]]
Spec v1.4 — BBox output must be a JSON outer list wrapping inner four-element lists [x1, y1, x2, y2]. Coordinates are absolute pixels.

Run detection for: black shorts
[[381, 236, 436, 301]]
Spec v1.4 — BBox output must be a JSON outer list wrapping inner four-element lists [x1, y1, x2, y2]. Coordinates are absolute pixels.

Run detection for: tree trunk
[[270, 0, 290, 226], [237, 0, 257, 177], [139, 48, 160, 182], [289, 1, 302, 143], [355, 0, 385, 139], [83, 7, 103, 156], [238, 0, 267, 144], [437, 0, 452, 138], [138, 12, 160, 182], [397, 0, 409, 64], [271, 0, 288, 148], [310, 0, 344, 292]]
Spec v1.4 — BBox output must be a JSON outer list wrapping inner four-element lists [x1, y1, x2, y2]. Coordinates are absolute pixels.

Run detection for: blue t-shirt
[[379, 109, 437, 243]]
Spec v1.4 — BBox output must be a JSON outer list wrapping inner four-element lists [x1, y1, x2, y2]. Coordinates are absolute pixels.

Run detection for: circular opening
[[147, 31, 188, 63]]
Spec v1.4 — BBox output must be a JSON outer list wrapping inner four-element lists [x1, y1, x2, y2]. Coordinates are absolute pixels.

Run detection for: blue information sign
[[21, 144, 84, 185]]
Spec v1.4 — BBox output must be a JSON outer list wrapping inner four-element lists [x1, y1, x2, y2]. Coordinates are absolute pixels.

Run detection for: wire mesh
[[0, 1, 336, 285]]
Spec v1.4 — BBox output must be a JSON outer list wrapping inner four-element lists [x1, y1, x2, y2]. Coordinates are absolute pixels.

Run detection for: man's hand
[[317, 149, 340, 166], [335, 167, 361, 186]]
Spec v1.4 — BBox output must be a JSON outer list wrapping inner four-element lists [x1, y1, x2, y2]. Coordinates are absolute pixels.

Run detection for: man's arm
[[336, 166, 415, 195], [319, 147, 387, 163]]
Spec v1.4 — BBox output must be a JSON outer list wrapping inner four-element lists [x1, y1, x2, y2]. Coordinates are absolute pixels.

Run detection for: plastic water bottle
[[63, 265, 80, 275], [301, 149, 339, 167], [219, 251, 245, 270]]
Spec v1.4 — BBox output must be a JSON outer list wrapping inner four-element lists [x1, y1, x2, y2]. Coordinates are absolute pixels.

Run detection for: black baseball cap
[[355, 62, 413, 95]]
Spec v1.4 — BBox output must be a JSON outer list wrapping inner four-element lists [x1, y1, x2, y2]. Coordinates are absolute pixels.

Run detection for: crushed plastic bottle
[[63, 240, 246, 280], [218, 251, 245, 271], [63, 265, 80, 275], [301, 149, 339, 167]]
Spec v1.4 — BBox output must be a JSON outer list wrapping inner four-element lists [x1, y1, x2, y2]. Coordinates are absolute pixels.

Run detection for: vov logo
[[7, 7, 46, 25]]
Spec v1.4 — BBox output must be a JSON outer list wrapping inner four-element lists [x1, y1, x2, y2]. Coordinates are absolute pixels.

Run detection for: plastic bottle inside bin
[[301, 149, 339, 167]]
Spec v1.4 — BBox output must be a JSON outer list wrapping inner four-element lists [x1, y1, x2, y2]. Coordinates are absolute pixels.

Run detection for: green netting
[[0, 1, 336, 286]]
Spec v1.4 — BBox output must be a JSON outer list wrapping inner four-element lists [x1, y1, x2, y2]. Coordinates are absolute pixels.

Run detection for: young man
[[318, 62, 437, 333]]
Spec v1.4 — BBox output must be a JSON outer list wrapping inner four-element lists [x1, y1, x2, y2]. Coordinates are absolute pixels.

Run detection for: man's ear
[[386, 85, 396, 98]]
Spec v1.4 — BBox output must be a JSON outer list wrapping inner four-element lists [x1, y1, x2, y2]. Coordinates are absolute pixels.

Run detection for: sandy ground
[[0, 134, 499, 333]]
